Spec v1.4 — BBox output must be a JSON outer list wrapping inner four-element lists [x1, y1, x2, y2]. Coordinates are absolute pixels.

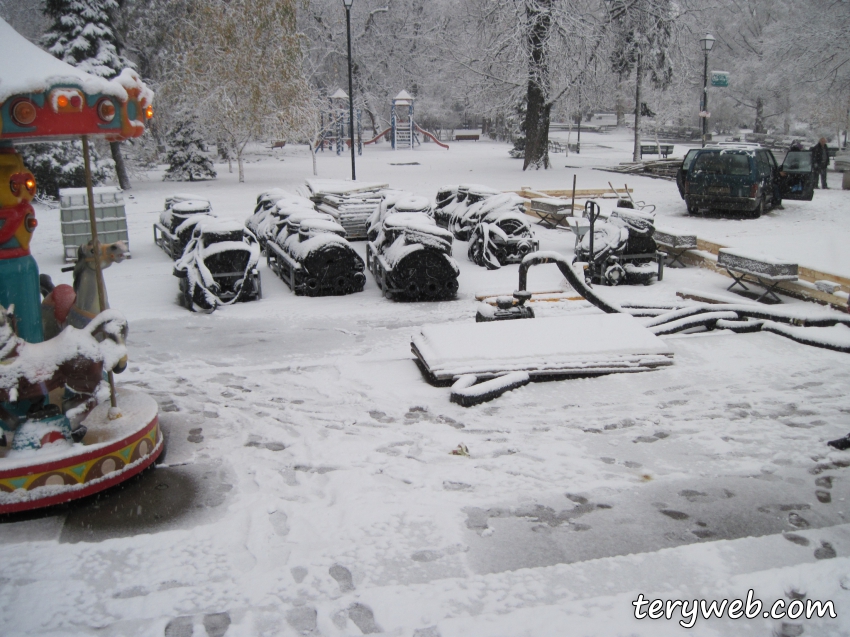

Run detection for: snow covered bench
[[653, 228, 697, 267], [717, 248, 798, 303], [639, 144, 674, 159]]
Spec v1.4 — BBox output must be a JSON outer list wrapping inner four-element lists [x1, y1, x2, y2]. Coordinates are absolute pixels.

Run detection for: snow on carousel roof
[[0, 18, 153, 142]]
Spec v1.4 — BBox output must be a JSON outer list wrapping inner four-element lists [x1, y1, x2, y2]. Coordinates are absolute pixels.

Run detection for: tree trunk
[[110, 141, 131, 190], [632, 54, 643, 162], [754, 97, 766, 134], [522, 0, 552, 171], [616, 75, 625, 127]]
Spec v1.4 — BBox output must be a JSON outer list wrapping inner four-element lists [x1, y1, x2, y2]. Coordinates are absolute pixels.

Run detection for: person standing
[[811, 137, 830, 189]]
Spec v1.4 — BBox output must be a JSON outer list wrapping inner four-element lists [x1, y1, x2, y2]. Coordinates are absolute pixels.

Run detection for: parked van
[[683, 145, 814, 218], [684, 146, 780, 218]]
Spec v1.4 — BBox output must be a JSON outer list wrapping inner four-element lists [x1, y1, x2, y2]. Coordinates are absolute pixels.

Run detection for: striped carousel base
[[0, 389, 162, 514]]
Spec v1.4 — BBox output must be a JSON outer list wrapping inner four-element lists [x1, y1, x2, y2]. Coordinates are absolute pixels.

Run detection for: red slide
[[363, 127, 392, 145], [415, 124, 449, 149]]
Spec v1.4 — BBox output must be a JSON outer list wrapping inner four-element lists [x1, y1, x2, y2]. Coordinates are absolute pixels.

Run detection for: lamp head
[[701, 33, 715, 53], [342, 0, 353, 7]]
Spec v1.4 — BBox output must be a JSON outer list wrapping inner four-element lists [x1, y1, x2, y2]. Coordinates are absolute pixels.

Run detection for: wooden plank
[[511, 187, 632, 200]]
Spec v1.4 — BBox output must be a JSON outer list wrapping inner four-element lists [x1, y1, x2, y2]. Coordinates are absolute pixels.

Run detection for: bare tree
[[167, 0, 314, 183]]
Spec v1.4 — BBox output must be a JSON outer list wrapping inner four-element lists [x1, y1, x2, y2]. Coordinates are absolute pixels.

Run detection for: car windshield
[[683, 149, 699, 169], [692, 152, 751, 176], [783, 151, 812, 172]]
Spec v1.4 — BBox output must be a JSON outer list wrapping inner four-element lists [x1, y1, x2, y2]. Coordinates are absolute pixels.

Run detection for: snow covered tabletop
[[718, 249, 799, 280], [412, 314, 674, 381]]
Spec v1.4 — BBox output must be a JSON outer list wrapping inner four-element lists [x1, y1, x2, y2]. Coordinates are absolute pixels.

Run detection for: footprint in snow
[[329, 564, 354, 592]]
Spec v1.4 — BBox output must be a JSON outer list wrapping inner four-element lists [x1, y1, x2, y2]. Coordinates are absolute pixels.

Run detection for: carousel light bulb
[[11, 100, 37, 126], [144, 105, 154, 120], [97, 99, 116, 122], [57, 94, 69, 108], [25, 177, 36, 194]]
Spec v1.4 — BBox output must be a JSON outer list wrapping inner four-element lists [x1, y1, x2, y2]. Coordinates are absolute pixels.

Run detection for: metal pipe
[[702, 50, 708, 147], [81, 135, 117, 409], [345, 5, 356, 180]]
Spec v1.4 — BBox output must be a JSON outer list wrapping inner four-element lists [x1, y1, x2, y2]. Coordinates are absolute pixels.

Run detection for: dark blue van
[[684, 145, 781, 218]]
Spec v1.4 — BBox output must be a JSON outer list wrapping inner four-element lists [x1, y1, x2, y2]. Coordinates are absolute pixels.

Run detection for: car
[[676, 148, 701, 199], [684, 145, 787, 218], [834, 147, 850, 172]]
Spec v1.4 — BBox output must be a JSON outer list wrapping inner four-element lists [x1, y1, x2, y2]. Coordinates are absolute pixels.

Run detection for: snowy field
[[3, 131, 850, 636]]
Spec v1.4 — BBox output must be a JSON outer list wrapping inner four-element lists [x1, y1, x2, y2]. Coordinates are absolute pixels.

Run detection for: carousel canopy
[[0, 18, 153, 143]]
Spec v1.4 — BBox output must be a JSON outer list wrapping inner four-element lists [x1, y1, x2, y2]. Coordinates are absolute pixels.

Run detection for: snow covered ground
[[2, 131, 850, 636]]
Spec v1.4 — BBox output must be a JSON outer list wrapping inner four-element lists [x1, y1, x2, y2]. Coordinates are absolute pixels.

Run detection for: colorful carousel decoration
[[0, 18, 161, 514]]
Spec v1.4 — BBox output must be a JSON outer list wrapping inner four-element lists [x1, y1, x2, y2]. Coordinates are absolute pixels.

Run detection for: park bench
[[653, 228, 697, 267], [717, 248, 798, 303], [639, 144, 674, 159], [455, 134, 480, 141]]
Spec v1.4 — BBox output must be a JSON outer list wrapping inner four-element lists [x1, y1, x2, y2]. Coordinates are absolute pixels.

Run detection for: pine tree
[[42, 0, 133, 188], [19, 141, 113, 198], [42, 0, 125, 78], [163, 119, 217, 182]]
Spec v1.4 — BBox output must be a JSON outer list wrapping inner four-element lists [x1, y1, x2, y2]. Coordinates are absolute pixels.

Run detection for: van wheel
[[750, 198, 764, 219], [687, 203, 699, 215]]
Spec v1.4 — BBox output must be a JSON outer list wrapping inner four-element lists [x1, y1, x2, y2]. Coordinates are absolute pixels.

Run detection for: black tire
[[751, 198, 764, 219], [687, 202, 699, 215]]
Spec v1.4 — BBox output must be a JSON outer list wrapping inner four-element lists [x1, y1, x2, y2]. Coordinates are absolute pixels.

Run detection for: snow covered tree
[[607, 0, 675, 161], [168, 0, 314, 183], [163, 118, 217, 182], [19, 141, 113, 198], [41, 0, 133, 189]]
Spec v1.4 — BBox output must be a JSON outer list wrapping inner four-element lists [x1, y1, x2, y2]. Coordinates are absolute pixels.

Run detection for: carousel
[[0, 18, 161, 514]]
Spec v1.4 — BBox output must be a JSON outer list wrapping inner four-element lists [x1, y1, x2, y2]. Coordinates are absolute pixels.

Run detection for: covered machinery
[[366, 194, 459, 301], [573, 202, 663, 286], [173, 220, 262, 312], [154, 197, 213, 259], [266, 209, 366, 297]]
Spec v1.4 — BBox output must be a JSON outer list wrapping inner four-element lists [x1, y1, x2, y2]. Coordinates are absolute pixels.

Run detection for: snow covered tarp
[[366, 202, 459, 301], [0, 19, 153, 142], [412, 313, 674, 383]]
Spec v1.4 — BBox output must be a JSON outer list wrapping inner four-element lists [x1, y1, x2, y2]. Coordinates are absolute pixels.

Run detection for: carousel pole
[[81, 135, 118, 411]]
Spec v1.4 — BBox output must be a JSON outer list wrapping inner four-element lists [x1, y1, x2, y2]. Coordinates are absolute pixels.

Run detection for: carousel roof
[[0, 19, 151, 106], [0, 18, 153, 143]]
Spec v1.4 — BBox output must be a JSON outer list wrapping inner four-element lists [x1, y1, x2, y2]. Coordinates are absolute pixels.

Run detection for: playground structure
[[364, 90, 449, 150], [316, 89, 363, 156]]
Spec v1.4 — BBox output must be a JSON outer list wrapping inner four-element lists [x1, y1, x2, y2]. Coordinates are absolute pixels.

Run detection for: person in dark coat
[[811, 137, 829, 189]]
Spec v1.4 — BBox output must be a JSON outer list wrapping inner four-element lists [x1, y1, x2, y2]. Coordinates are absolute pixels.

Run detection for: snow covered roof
[[330, 89, 349, 100], [393, 90, 413, 104], [0, 18, 153, 142]]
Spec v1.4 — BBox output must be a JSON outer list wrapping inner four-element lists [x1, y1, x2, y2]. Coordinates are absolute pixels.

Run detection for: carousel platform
[[0, 388, 162, 514]]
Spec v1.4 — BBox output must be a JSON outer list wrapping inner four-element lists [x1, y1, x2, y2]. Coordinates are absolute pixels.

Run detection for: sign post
[[710, 71, 729, 88]]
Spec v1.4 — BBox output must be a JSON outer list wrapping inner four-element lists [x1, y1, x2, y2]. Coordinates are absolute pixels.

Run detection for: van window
[[692, 152, 751, 176], [783, 151, 812, 172], [755, 152, 771, 177]]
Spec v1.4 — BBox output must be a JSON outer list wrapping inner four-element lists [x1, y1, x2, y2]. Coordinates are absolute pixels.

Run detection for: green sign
[[711, 71, 729, 87]]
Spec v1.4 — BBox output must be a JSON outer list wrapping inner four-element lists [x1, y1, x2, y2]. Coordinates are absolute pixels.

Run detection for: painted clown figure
[[0, 146, 41, 344]]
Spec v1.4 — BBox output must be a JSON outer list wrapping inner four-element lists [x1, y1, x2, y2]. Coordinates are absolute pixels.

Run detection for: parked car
[[676, 148, 701, 199], [683, 145, 788, 218], [834, 147, 850, 172]]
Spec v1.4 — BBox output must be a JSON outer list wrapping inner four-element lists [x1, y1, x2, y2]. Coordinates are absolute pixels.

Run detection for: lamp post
[[700, 33, 715, 148], [343, 0, 356, 180]]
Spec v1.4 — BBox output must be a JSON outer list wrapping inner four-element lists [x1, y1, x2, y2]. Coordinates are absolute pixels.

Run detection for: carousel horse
[[0, 304, 128, 447], [41, 240, 128, 342]]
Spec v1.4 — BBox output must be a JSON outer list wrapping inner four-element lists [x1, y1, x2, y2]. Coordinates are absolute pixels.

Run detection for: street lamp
[[343, 0, 356, 180], [700, 33, 715, 148]]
